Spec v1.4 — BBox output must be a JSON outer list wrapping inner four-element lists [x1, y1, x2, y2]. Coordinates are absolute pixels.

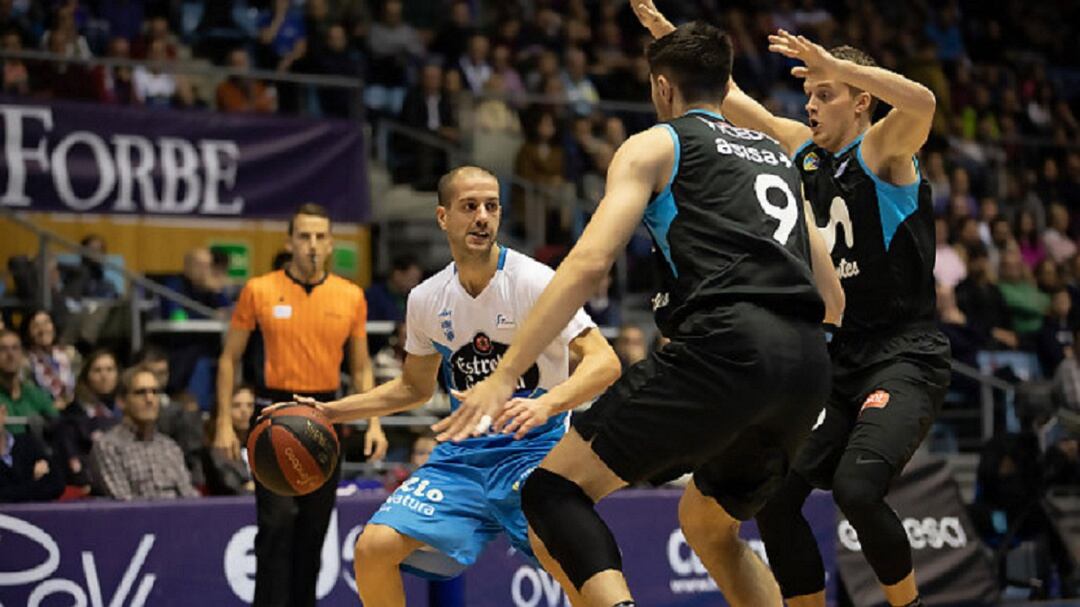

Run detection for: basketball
[[246, 405, 340, 496]]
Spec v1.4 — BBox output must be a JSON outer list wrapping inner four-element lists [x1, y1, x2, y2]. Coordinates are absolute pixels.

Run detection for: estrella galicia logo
[[803, 151, 820, 172], [450, 332, 539, 392]]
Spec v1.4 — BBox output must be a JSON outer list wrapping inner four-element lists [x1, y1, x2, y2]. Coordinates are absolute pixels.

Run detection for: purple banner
[[0, 489, 835, 607], [0, 97, 369, 222]]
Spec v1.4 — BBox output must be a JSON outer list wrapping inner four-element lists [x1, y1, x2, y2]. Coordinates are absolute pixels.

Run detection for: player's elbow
[[909, 84, 936, 116], [566, 247, 615, 283]]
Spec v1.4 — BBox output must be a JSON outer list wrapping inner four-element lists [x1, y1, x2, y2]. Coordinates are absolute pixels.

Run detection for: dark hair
[[645, 21, 733, 105], [436, 166, 498, 207], [827, 45, 880, 115], [133, 344, 168, 365], [80, 233, 104, 248], [75, 348, 118, 403], [287, 203, 331, 236], [967, 242, 989, 260], [272, 250, 292, 270], [18, 309, 52, 348], [391, 254, 420, 273]]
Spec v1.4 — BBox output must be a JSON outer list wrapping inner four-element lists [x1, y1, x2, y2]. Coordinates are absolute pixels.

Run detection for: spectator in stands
[[473, 74, 522, 135], [396, 62, 457, 189], [1044, 203, 1077, 264], [0, 401, 64, 503], [0, 0, 31, 43], [936, 283, 981, 370], [162, 248, 232, 320], [561, 46, 599, 116], [94, 37, 135, 105], [132, 38, 194, 109], [525, 49, 560, 93], [1, 28, 30, 95], [132, 15, 181, 60], [133, 346, 170, 398], [61, 234, 119, 300], [254, 0, 307, 113], [429, 0, 472, 63], [491, 44, 525, 105], [411, 432, 435, 468], [514, 110, 567, 227], [216, 47, 277, 113], [1045, 431, 1080, 489], [157, 391, 206, 487], [1038, 289, 1075, 375], [203, 385, 255, 495], [39, 2, 91, 59], [457, 33, 492, 95], [934, 217, 967, 289], [988, 215, 1015, 274], [1037, 258, 1065, 296], [613, 324, 647, 369], [1016, 209, 1047, 269], [365, 0, 423, 115], [372, 321, 406, 382], [312, 24, 363, 118], [366, 254, 422, 322], [53, 348, 118, 490], [90, 364, 198, 500], [21, 309, 77, 409], [999, 248, 1050, 338], [585, 268, 620, 327], [956, 244, 1018, 349], [0, 329, 56, 435], [32, 28, 96, 100]]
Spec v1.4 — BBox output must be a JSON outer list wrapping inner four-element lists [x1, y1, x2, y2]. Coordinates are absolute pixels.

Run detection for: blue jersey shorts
[[367, 430, 561, 579]]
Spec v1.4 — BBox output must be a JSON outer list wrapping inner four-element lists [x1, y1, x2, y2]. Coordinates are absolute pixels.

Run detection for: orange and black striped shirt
[[231, 270, 367, 393]]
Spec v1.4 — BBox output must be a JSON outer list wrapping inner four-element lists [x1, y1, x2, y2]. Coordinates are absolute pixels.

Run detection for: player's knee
[[521, 467, 590, 529], [678, 489, 739, 546], [354, 525, 408, 569], [831, 472, 887, 520]]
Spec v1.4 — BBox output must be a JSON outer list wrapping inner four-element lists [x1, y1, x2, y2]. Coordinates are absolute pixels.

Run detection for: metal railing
[[2, 207, 218, 353]]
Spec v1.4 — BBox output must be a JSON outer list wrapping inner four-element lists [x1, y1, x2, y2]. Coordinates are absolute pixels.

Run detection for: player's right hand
[[631, 0, 676, 39], [213, 425, 241, 461]]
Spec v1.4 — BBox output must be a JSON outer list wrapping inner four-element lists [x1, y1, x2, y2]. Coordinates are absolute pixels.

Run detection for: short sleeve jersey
[[405, 247, 595, 448], [231, 270, 366, 393]]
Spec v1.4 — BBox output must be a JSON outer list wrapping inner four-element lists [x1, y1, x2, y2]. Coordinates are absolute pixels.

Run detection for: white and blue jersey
[[367, 246, 594, 578]]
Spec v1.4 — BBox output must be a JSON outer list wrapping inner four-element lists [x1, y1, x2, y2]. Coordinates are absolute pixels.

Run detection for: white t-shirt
[[405, 248, 594, 441]]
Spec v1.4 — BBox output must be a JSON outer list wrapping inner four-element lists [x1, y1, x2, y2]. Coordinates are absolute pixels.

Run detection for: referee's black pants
[[251, 389, 341, 607]]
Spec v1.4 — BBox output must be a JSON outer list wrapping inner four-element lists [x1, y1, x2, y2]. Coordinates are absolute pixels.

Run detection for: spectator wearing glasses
[[89, 365, 198, 500]]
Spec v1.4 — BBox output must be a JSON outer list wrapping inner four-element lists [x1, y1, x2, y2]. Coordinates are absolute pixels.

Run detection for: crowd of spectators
[[2, 1, 1080, 531]]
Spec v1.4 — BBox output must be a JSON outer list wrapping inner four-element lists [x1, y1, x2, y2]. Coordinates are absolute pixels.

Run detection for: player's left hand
[[364, 420, 389, 461], [767, 29, 841, 81], [494, 396, 558, 440], [433, 371, 517, 442]]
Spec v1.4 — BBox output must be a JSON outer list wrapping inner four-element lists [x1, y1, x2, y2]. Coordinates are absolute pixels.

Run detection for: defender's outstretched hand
[[767, 29, 842, 81], [630, 0, 675, 39]]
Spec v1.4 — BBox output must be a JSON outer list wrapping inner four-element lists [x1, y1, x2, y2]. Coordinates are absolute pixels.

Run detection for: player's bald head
[[437, 166, 499, 207]]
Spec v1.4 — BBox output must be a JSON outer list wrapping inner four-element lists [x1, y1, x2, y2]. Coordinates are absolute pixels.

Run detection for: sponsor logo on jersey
[[834, 157, 851, 178], [859, 390, 890, 414], [836, 258, 860, 279], [450, 332, 540, 392], [439, 309, 454, 341], [803, 152, 820, 172], [496, 314, 517, 329], [652, 292, 670, 311]]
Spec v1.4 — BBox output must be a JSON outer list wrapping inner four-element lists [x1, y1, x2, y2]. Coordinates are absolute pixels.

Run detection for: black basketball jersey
[[645, 110, 823, 337], [794, 135, 936, 334]]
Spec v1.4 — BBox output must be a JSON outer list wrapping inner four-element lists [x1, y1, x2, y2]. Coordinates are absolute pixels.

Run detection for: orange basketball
[[246, 405, 340, 496]]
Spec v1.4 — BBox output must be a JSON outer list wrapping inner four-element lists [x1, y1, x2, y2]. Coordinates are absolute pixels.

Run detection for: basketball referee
[[214, 203, 388, 607]]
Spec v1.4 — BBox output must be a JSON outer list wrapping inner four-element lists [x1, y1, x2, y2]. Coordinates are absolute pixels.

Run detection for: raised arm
[[434, 127, 672, 441], [768, 30, 935, 182], [630, 0, 811, 155], [319, 353, 442, 423]]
